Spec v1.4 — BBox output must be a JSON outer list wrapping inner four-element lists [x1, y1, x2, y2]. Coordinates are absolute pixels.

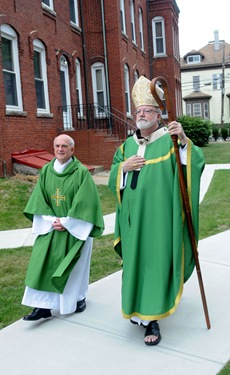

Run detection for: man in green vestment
[[22, 134, 104, 321], [108, 76, 205, 345]]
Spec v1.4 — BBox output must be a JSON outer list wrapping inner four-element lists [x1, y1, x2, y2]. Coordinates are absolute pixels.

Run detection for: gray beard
[[136, 119, 153, 130]]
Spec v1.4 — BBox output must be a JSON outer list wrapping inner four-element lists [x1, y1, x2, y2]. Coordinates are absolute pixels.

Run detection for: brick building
[[0, 0, 181, 176]]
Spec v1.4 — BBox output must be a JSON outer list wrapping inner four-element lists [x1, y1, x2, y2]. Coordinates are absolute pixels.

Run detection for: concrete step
[[91, 165, 105, 174]]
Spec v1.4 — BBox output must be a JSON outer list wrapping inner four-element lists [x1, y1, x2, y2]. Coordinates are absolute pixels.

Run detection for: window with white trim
[[152, 17, 166, 56], [1, 24, 23, 111], [91, 62, 107, 117], [75, 58, 83, 116], [33, 39, 50, 113], [69, 0, 79, 27], [120, 0, 126, 34], [193, 103, 202, 117], [213, 74, 222, 90], [139, 7, 144, 51], [187, 55, 201, 64], [42, 0, 54, 10], [193, 76, 200, 92], [130, 0, 136, 43], [157, 82, 167, 117], [124, 64, 131, 115], [204, 102, 209, 119], [60, 56, 72, 129], [186, 103, 192, 116]]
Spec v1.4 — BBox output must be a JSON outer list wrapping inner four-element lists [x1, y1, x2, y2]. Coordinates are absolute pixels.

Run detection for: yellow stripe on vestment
[[145, 146, 175, 165]]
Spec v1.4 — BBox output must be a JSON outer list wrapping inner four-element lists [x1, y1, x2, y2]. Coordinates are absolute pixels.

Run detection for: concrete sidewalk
[[0, 230, 230, 375], [0, 164, 230, 374]]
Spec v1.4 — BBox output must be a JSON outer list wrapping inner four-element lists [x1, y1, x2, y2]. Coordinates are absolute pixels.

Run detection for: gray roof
[[183, 91, 212, 100], [181, 41, 230, 69]]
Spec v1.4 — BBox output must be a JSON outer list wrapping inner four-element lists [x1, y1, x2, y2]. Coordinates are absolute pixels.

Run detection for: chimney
[[214, 30, 219, 51]]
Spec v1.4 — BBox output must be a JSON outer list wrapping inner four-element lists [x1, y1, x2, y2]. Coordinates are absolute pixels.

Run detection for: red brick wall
[[0, 0, 180, 177], [0, 1, 83, 176], [148, 0, 181, 118], [63, 129, 121, 170]]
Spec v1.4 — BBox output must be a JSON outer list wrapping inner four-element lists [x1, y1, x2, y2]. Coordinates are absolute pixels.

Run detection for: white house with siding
[[180, 31, 230, 126]]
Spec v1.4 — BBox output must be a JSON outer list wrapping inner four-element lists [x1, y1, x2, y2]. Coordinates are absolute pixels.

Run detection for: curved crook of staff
[[150, 76, 211, 330]]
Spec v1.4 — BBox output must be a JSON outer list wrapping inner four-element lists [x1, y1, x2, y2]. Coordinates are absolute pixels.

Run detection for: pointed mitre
[[132, 75, 164, 108]]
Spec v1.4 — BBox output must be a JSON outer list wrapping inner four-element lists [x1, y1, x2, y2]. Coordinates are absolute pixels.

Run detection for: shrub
[[212, 127, 219, 141], [221, 127, 229, 141], [177, 115, 212, 147]]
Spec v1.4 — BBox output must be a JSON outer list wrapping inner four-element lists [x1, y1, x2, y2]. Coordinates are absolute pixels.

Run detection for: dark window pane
[[156, 39, 164, 53], [61, 71, 67, 108], [155, 22, 162, 37], [97, 92, 104, 110], [69, 0, 76, 23], [42, 0, 50, 6], [35, 80, 45, 109], [125, 92, 129, 113], [34, 51, 41, 79], [3, 71, 18, 106], [2, 37, 13, 71]]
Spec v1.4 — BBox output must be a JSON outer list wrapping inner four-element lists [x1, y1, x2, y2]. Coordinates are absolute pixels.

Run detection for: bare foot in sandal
[[144, 321, 161, 346]]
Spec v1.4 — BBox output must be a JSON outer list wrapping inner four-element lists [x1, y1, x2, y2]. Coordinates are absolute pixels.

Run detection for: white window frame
[[213, 74, 222, 90], [91, 62, 107, 118], [193, 103, 202, 117], [204, 102, 209, 119], [60, 56, 72, 129], [186, 103, 192, 116], [124, 64, 131, 116], [120, 0, 126, 35], [139, 7, 144, 51], [152, 17, 166, 57], [130, 0, 136, 44], [70, 0, 79, 27], [33, 39, 50, 114], [75, 58, 83, 117], [193, 75, 200, 92], [187, 55, 201, 64], [42, 0, 54, 10], [1, 24, 23, 112]]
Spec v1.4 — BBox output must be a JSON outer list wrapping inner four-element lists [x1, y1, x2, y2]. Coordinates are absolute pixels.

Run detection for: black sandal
[[144, 321, 161, 346]]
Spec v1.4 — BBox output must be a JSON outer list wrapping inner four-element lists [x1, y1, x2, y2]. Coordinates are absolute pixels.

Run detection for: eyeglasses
[[135, 109, 158, 115]]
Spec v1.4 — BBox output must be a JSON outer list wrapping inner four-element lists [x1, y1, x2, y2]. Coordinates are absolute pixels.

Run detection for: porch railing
[[58, 103, 136, 140]]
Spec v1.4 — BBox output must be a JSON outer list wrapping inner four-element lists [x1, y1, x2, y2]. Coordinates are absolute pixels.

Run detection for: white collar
[[54, 157, 72, 173]]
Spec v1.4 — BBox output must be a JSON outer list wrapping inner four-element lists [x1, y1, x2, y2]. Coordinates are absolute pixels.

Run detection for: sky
[[176, 0, 230, 56]]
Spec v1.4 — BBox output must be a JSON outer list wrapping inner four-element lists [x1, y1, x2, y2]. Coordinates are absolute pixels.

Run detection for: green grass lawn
[[201, 141, 230, 164]]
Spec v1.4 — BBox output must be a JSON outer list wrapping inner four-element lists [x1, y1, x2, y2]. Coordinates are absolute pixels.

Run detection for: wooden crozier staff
[[150, 76, 211, 330]]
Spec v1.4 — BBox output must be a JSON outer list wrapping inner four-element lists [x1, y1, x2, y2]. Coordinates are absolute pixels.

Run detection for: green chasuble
[[108, 128, 205, 322], [24, 156, 104, 294]]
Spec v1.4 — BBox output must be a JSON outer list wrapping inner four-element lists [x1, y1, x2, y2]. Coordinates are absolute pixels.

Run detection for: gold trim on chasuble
[[122, 143, 185, 321], [145, 146, 175, 166], [186, 139, 193, 216], [114, 138, 192, 321], [114, 145, 125, 249]]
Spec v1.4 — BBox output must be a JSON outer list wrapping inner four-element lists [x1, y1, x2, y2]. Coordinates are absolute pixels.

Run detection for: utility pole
[[220, 41, 225, 127]]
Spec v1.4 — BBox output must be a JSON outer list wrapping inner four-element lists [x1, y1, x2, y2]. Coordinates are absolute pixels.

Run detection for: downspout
[[146, 0, 153, 78], [101, 0, 112, 129], [79, 0, 90, 127]]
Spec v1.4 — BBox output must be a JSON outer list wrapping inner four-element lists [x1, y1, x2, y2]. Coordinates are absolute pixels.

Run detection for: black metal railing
[[58, 103, 136, 140]]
